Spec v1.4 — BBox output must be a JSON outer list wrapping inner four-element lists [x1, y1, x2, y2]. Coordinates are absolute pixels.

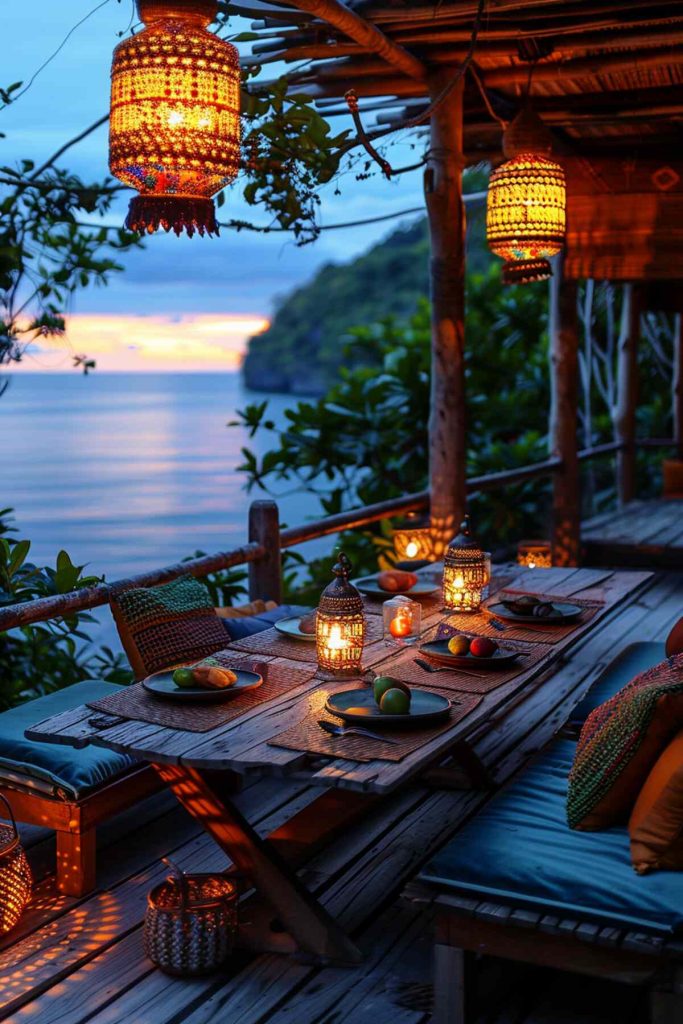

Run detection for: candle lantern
[[0, 795, 31, 934], [487, 106, 566, 285], [383, 595, 421, 646], [109, 0, 240, 237], [392, 513, 434, 563], [517, 539, 552, 569], [443, 515, 491, 613], [316, 553, 365, 679]]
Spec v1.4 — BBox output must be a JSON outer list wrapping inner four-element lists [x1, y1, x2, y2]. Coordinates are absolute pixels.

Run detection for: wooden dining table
[[27, 565, 650, 965]]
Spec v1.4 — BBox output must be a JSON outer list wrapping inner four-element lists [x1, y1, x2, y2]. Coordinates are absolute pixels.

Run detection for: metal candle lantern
[[0, 795, 31, 934], [316, 553, 366, 679], [392, 513, 434, 562], [442, 516, 490, 613], [109, 0, 240, 237], [487, 106, 566, 285], [517, 539, 552, 569]]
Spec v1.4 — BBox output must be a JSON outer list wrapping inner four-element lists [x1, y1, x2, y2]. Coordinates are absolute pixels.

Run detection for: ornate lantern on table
[[442, 515, 491, 613], [392, 512, 434, 564], [316, 553, 366, 679], [108, 0, 241, 237], [517, 539, 552, 569], [486, 106, 566, 285]]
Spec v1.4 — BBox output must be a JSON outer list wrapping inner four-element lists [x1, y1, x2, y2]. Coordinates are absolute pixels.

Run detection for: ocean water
[[0, 371, 329, 585]]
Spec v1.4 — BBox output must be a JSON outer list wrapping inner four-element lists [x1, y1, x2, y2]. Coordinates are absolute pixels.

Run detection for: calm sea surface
[[0, 372, 328, 584]]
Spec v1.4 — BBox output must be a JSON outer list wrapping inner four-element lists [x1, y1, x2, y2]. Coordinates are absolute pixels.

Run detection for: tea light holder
[[517, 539, 552, 569], [442, 515, 490, 613], [392, 512, 434, 563], [316, 552, 366, 679], [383, 595, 421, 646]]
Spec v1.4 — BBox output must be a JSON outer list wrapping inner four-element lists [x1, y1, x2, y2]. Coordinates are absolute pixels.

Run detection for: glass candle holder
[[517, 539, 552, 569], [382, 595, 422, 646]]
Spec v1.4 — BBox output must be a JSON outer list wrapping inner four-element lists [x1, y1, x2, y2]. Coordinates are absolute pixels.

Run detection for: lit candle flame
[[405, 541, 419, 558], [326, 624, 348, 651]]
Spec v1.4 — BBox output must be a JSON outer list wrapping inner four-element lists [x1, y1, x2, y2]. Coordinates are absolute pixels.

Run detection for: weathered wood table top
[[28, 566, 650, 795]]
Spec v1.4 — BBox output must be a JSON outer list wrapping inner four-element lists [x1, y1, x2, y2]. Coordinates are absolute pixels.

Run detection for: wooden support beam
[[614, 284, 642, 506], [549, 258, 581, 566], [425, 71, 467, 554], [674, 314, 683, 461], [279, 0, 426, 81], [248, 500, 283, 604]]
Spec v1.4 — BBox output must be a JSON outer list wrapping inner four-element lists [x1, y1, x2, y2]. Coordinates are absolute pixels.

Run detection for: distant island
[[242, 194, 489, 395]]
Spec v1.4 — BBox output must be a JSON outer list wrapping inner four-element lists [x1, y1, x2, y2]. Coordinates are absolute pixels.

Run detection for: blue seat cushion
[[0, 681, 137, 801], [419, 737, 683, 936], [569, 641, 665, 727], [221, 604, 310, 642]]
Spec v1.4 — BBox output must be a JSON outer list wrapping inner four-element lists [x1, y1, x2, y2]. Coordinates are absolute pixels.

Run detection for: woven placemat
[[229, 617, 386, 663], [379, 640, 552, 695], [434, 594, 603, 646], [87, 656, 317, 733], [268, 682, 482, 763]]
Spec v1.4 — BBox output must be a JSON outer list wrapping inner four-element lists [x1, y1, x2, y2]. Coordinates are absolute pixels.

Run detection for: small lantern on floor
[[392, 513, 434, 563], [316, 553, 365, 679], [517, 539, 552, 569], [109, 0, 241, 237], [0, 795, 31, 934], [443, 516, 491, 613], [383, 594, 421, 646], [486, 106, 566, 284]]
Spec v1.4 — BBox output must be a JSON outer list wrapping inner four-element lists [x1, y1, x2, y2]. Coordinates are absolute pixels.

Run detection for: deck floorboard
[[583, 498, 683, 567], [2, 570, 680, 1024]]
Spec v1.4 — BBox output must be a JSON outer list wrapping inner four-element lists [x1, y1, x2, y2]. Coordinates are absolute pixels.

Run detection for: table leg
[[153, 763, 364, 964]]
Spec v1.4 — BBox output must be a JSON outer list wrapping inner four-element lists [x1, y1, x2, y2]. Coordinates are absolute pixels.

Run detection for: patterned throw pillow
[[111, 574, 229, 679], [567, 655, 683, 831]]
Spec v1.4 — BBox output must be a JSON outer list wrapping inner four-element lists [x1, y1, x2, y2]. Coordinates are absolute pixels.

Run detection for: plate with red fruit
[[419, 634, 522, 669], [352, 569, 439, 598], [274, 610, 317, 642]]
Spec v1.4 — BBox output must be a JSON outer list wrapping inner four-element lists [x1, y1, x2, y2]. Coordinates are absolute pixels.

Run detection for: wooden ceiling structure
[[233, 0, 683, 565]]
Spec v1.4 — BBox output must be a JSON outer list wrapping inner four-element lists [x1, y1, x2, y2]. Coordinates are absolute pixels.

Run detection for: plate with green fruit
[[419, 634, 522, 669], [325, 674, 451, 728], [143, 665, 263, 703]]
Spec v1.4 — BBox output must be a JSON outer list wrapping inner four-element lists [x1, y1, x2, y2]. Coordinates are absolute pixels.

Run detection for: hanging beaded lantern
[[392, 512, 434, 563], [442, 515, 491, 613], [487, 106, 566, 284], [316, 553, 366, 679], [0, 795, 32, 934], [109, 0, 240, 237]]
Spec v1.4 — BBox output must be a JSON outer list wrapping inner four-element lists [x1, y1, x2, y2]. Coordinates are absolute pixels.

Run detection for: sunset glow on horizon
[[14, 313, 270, 372]]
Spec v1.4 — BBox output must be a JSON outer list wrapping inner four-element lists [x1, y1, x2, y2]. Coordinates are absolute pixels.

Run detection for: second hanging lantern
[[109, 0, 240, 237]]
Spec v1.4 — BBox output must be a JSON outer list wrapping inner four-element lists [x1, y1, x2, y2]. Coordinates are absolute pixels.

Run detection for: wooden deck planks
[[583, 498, 683, 567], [2, 569, 678, 1024]]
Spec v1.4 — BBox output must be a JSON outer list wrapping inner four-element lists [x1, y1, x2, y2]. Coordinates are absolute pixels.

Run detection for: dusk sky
[[3, 0, 426, 371]]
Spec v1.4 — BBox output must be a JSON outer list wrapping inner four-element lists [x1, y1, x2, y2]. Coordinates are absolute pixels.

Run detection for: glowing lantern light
[[442, 515, 491, 613], [487, 106, 566, 284], [517, 539, 552, 569], [392, 512, 434, 564], [316, 553, 366, 678], [109, 0, 240, 238]]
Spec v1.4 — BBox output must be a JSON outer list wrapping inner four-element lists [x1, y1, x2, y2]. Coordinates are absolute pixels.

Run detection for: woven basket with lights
[[0, 794, 32, 935], [144, 858, 238, 976]]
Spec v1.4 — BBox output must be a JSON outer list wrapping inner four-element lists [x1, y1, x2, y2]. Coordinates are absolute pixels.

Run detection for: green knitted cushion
[[112, 574, 228, 679], [567, 655, 683, 831]]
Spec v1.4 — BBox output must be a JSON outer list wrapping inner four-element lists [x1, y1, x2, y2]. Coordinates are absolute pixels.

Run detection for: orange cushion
[[665, 617, 683, 658], [629, 730, 683, 874]]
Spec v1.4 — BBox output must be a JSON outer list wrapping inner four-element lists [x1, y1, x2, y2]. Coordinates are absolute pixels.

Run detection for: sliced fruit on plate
[[172, 665, 238, 690]]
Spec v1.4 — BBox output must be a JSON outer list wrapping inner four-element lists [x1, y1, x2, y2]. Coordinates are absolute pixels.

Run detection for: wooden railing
[[0, 438, 674, 632]]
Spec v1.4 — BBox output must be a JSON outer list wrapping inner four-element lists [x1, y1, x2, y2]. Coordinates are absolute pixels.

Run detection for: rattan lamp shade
[[109, 0, 240, 237], [487, 107, 566, 284], [0, 795, 31, 934], [316, 553, 365, 679], [442, 515, 490, 613]]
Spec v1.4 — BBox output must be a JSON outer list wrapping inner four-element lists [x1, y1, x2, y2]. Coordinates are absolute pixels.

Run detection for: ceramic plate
[[274, 615, 316, 642], [486, 601, 583, 624], [419, 638, 522, 669], [325, 687, 451, 728], [142, 669, 263, 703], [352, 575, 440, 599]]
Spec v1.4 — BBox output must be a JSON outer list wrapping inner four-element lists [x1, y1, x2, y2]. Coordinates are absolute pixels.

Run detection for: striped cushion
[[111, 575, 228, 679], [567, 655, 683, 831]]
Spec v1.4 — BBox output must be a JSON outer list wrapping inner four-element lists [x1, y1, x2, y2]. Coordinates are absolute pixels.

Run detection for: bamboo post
[[549, 257, 581, 566], [425, 71, 467, 555], [614, 283, 641, 505], [673, 313, 683, 460], [248, 500, 283, 604]]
